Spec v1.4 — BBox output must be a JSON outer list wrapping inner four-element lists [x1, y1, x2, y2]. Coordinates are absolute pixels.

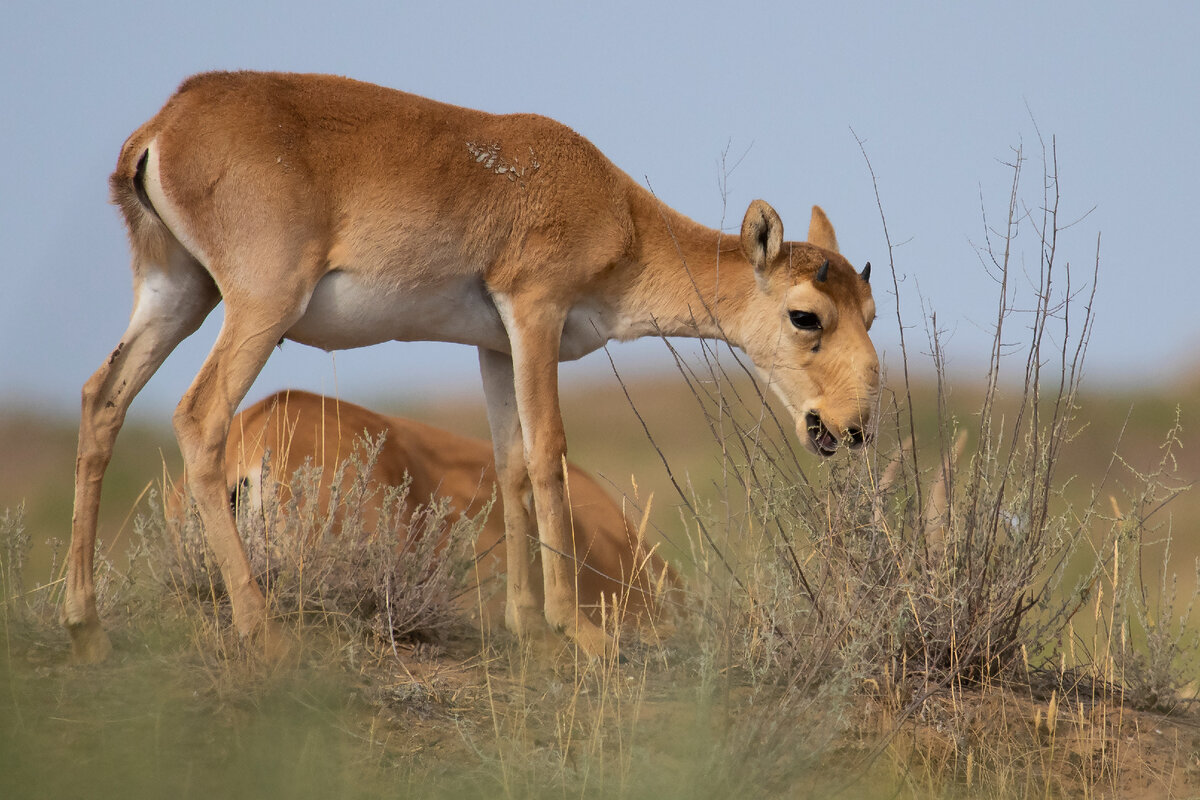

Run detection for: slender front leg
[[489, 297, 612, 659], [478, 348, 544, 636]]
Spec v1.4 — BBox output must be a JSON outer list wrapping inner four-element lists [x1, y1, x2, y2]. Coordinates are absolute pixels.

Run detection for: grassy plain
[[2, 366, 1198, 799]]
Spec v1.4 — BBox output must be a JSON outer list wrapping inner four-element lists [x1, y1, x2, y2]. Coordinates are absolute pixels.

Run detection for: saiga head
[[739, 200, 879, 456]]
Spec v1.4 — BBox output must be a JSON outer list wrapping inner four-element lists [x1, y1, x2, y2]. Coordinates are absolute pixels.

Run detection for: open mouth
[[805, 412, 840, 457]]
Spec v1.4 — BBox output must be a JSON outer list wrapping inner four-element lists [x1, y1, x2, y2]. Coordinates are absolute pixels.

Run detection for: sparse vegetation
[[3, 139, 1199, 798], [144, 433, 485, 654]]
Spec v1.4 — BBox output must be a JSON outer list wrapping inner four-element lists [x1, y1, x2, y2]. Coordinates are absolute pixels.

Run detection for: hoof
[[66, 620, 113, 664], [505, 602, 547, 639], [242, 618, 295, 665], [558, 616, 619, 662]]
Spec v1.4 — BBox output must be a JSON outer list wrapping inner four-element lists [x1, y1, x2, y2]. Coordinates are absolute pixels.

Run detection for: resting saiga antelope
[[66, 70, 879, 662], [208, 390, 676, 627]]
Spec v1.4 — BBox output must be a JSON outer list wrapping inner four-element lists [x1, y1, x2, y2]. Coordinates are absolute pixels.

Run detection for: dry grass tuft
[[137, 433, 485, 655]]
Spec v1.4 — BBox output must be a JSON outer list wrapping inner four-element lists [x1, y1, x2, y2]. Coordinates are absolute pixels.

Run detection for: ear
[[741, 199, 784, 277], [807, 205, 840, 253]]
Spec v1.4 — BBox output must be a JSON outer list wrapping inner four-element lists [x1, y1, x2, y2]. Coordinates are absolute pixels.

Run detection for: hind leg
[[171, 288, 313, 649], [65, 254, 218, 662]]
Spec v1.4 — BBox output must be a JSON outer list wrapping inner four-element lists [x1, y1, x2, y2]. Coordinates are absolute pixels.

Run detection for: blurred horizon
[[1, 346, 1186, 424]]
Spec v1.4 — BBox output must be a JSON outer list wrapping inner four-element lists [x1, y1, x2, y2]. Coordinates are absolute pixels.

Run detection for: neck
[[613, 190, 757, 348]]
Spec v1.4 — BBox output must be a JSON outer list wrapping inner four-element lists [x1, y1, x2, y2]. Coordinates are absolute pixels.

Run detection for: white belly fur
[[283, 271, 619, 362], [286, 271, 510, 352], [286, 271, 617, 361]]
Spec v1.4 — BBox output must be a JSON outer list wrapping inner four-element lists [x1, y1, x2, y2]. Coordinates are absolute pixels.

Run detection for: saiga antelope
[[200, 390, 675, 626], [65, 71, 879, 662]]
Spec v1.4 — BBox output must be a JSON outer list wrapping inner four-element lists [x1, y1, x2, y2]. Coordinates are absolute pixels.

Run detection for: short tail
[[109, 126, 169, 262], [109, 126, 155, 214]]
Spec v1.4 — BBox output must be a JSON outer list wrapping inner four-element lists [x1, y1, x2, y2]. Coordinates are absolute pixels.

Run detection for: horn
[[815, 259, 829, 283], [861, 261, 871, 282]]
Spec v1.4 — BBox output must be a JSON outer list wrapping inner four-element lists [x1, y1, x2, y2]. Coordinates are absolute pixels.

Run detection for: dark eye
[[789, 310, 822, 331]]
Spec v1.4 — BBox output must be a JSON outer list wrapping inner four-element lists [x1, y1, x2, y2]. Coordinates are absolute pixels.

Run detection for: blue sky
[[3, 2, 1197, 417]]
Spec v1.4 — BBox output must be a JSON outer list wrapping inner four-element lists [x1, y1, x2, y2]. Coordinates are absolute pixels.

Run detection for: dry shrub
[[0, 506, 31, 627], [1, 506, 124, 642], [635, 135, 1197, 793], [138, 432, 484, 647], [1084, 415, 1198, 712]]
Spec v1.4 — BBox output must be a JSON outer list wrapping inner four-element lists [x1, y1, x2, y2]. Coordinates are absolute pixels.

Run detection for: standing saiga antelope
[[65, 71, 879, 663]]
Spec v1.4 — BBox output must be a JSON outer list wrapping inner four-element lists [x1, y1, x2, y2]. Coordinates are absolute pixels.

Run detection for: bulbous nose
[[802, 410, 873, 457]]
